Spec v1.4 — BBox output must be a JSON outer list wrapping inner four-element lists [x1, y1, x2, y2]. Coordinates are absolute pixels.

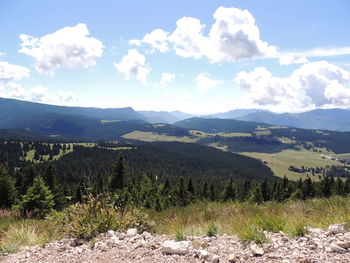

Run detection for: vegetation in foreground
[[150, 196, 350, 243], [1, 196, 350, 254]]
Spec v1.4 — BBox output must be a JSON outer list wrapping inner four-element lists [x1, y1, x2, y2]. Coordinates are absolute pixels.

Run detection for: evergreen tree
[[16, 176, 54, 218], [202, 181, 209, 199], [176, 177, 188, 206], [0, 166, 17, 208], [187, 178, 195, 195], [223, 177, 235, 201], [333, 177, 344, 196], [110, 155, 125, 192], [261, 179, 270, 201], [209, 182, 216, 201], [248, 183, 264, 204], [302, 177, 316, 199]]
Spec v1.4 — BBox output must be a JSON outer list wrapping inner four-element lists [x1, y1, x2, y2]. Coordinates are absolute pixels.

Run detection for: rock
[[211, 255, 220, 263], [228, 254, 237, 263], [126, 228, 138, 235], [328, 244, 347, 253], [199, 249, 209, 260], [335, 241, 350, 249], [251, 243, 264, 257], [161, 240, 190, 255], [326, 223, 349, 236], [305, 226, 324, 236]]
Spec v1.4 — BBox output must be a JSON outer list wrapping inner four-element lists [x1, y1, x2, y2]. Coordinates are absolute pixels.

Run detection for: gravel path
[[2, 224, 350, 263]]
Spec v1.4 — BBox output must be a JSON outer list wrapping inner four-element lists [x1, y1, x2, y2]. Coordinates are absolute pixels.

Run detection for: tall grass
[[149, 196, 350, 243]]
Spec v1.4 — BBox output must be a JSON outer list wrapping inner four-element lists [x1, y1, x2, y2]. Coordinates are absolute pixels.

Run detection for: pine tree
[[16, 176, 54, 218], [223, 177, 235, 201], [0, 166, 17, 208], [110, 155, 125, 192], [209, 182, 216, 201], [176, 177, 188, 206], [202, 181, 209, 199], [248, 183, 264, 204], [187, 178, 195, 195], [302, 177, 316, 199]]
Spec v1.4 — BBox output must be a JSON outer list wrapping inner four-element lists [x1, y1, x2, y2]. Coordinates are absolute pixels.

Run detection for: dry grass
[[149, 197, 350, 243]]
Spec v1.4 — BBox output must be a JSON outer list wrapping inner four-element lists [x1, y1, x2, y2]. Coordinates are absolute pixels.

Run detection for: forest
[[1, 140, 350, 217]]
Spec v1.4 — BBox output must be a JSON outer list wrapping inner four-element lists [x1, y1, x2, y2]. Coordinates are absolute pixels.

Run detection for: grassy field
[[241, 148, 342, 180], [122, 130, 198, 143], [149, 197, 350, 242], [1, 197, 350, 252]]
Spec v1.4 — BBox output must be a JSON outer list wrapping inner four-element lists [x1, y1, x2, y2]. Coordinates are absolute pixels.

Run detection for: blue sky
[[1, 0, 350, 114]]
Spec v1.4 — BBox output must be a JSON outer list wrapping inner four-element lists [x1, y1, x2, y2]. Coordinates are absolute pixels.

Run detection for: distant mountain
[[212, 109, 266, 119], [238, 108, 350, 131], [0, 97, 146, 129], [137, 110, 195, 124], [174, 117, 268, 133], [138, 111, 180, 124]]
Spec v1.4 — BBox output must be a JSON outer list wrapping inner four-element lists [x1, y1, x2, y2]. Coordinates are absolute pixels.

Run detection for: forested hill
[[175, 117, 267, 133], [53, 142, 275, 187]]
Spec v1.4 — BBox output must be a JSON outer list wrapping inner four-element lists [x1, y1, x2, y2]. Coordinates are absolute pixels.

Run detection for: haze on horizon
[[1, 0, 350, 115]]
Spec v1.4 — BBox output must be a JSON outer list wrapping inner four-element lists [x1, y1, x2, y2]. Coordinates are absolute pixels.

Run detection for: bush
[[206, 222, 218, 237], [51, 195, 150, 240]]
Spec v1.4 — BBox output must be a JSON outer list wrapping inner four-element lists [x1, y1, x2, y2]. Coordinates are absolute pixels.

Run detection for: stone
[[328, 244, 347, 253], [251, 243, 264, 257], [126, 228, 138, 235], [228, 254, 237, 263], [199, 249, 209, 259], [326, 223, 349, 236], [305, 226, 324, 236], [335, 241, 350, 249], [211, 255, 220, 263], [161, 240, 190, 255]]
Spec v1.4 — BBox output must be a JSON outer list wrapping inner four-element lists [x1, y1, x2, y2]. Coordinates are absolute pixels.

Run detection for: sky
[[1, 0, 350, 114]]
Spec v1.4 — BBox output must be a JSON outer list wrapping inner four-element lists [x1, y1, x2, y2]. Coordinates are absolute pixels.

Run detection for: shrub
[[206, 222, 218, 237], [51, 195, 150, 240], [175, 227, 185, 241]]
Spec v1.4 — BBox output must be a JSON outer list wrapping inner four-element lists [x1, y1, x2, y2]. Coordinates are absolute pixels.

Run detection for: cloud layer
[[235, 61, 350, 112], [19, 23, 104, 74], [131, 6, 276, 63], [160, 72, 175, 87]]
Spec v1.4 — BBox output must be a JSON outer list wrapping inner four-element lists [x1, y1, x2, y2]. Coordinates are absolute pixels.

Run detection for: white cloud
[[196, 73, 223, 92], [279, 55, 308, 65], [131, 6, 276, 63], [7, 82, 28, 99], [113, 49, 151, 85], [160, 72, 175, 86], [130, 29, 169, 53], [0, 52, 5, 56], [0, 61, 30, 83], [19, 23, 104, 74], [58, 91, 79, 102], [169, 17, 207, 59], [235, 61, 350, 112], [30, 85, 52, 102]]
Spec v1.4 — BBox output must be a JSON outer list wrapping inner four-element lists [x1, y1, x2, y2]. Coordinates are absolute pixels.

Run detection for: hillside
[[0, 98, 146, 128], [175, 117, 268, 133], [238, 108, 350, 131]]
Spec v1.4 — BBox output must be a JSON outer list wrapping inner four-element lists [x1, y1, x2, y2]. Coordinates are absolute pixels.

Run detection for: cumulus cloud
[[160, 72, 175, 86], [131, 7, 276, 63], [130, 29, 169, 53], [58, 91, 79, 102], [30, 86, 52, 102], [196, 73, 223, 92], [19, 23, 104, 74], [113, 49, 151, 85], [7, 82, 28, 99], [235, 61, 350, 112], [0, 61, 30, 83]]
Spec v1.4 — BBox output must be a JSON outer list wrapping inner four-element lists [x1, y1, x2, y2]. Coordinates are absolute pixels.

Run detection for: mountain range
[[1, 98, 350, 136]]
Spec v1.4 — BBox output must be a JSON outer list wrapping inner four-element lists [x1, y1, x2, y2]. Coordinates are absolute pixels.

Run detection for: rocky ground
[[2, 224, 350, 263]]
